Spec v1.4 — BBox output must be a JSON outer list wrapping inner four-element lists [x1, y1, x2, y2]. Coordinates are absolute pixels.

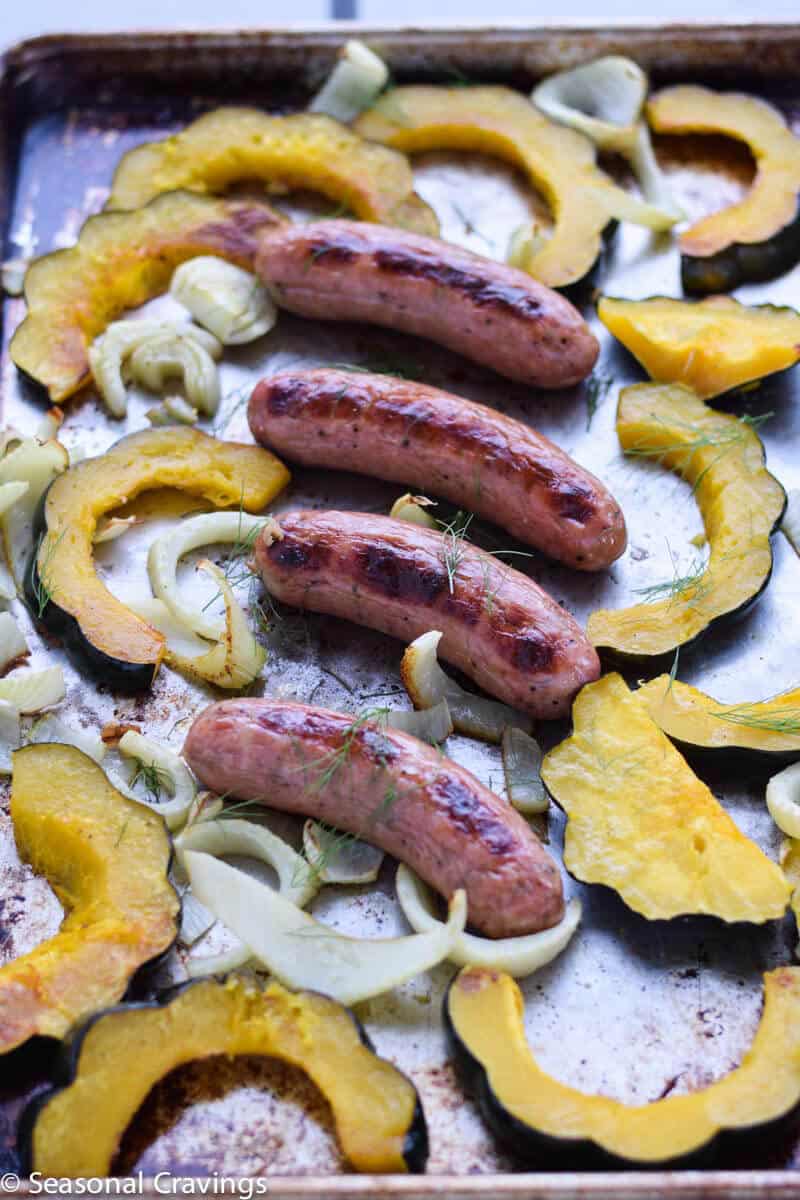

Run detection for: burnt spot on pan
[[431, 775, 516, 855], [357, 544, 448, 605], [373, 249, 543, 321]]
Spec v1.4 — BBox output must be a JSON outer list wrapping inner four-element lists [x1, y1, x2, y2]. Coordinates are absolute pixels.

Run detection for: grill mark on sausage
[[260, 374, 601, 528], [373, 248, 544, 321], [266, 533, 330, 573], [510, 632, 557, 674], [306, 236, 360, 265], [357, 544, 448, 604], [432, 775, 516, 855]]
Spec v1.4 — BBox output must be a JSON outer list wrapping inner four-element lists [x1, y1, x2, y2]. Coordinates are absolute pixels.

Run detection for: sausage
[[249, 368, 626, 570], [184, 698, 565, 938], [254, 510, 600, 718], [255, 219, 598, 389]]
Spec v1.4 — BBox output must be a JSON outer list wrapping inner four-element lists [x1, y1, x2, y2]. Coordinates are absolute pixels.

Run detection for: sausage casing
[[255, 219, 599, 389], [254, 509, 600, 718], [184, 698, 565, 938], [249, 367, 626, 570]]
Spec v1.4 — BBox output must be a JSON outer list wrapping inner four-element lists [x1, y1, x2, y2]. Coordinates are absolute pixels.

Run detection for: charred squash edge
[[646, 85, 800, 294], [0, 743, 179, 1057], [597, 294, 800, 400], [9, 191, 283, 404], [636, 675, 800, 764], [23, 427, 290, 693], [18, 977, 428, 1177], [444, 965, 800, 1169], [106, 107, 438, 238], [587, 383, 786, 664]]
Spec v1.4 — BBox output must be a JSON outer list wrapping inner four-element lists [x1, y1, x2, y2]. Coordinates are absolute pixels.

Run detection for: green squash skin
[[23, 486, 158, 694], [682, 201, 800, 294], [561, 219, 618, 302], [443, 975, 800, 1170], [592, 448, 786, 669], [17, 982, 429, 1176]]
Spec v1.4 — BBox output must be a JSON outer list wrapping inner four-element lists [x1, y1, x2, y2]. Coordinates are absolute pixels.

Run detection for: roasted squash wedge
[[10, 192, 283, 404], [107, 108, 437, 240], [445, 964, 800, 1167], [540, 674, 790, 922], [0, 744, 178, 1056], [598, 295, 800, 400], [355, 86, 676, 290], [587, 383, 785, 661], [25, 428, 289, 692], [647, 85, 800, 293], [637, 675, 800, 761], [22, 976, 428, 1176]]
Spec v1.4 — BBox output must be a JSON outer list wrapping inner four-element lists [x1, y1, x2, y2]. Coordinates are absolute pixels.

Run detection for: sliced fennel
[[27, 714, 107, 764], [532, 57, 681, 219], [310, 40, 390, 125], [185, 790, 225, 827], [382, 699, 453, 744], [178, 891, 216, 948], [0, 665, 65, 713], [164, 395, 199, 424], [0, 612, 28, 672], [148, 510, 278, 640], [501, 726, 547, 814], [139, 563, 266, 689], [2, 258, 28, 297], [88, 319, 220, 418], [0, 701, 20, 773], [185, 848, 467, 1005], [131, 597, 213, 660], [395, 865, 581, 978], [782, 489, 800, 557], [35, 409, 63, 442], [506, 222, 549, 271], [767, 762, 800, 839], [400, 629, 532, 742], [0, 436, 69, 590], [389, 493, 438, 529], [113, 729, 197, 831], [93, 515, 139, 544], [176, 817, 318, 909], [0, 481, 29, 519], [170, 257, 277, 345], [302, 820, 384, 885], [127, 331, 222, 416], [186, 938, 252, 979]]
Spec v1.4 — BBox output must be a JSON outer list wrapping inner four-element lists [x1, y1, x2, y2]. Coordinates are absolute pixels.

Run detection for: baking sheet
[[1, 24, 800, 1196]]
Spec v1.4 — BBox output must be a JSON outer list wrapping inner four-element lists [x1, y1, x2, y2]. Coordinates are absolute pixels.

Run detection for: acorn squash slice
[[598, 295, 800, 400], [587, 383, 785, 661], [25, 427, 289, 692], [646, 85, 800, 293], [22, 976, 428, 1177], [10, 191, 283, 404], [637, 675, 800, 762], [107, 108, 437, 239], [0, 744, 178, 1056], [445, 964, 800, 1168], [540, 673, 790, 923], [354, 86, 676, 290]]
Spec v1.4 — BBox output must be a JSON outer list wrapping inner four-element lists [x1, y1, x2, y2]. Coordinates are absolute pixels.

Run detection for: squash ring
[[355, 85, 675, 290], [647, 85, 800, 293], [21, 976, 428, 1176], [587, 382, 785, 661], [445, 964, 800, 1167], [0, 744, 179, 1055], [10, 192, 284, 405], [25, 427, 289, 692], [107, 108, 438, 238]]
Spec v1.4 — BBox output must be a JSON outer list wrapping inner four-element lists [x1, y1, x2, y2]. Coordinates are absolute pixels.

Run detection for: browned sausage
[[254, 510, 599, 718], [255, 219, 598, 389], [249, 368, 626, 570], [184, 698, 564, 938]]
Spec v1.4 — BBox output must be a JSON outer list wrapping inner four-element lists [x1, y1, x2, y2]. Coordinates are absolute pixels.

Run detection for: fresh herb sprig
[[31, 531, 66, 618], [438, 510, 474, 594]]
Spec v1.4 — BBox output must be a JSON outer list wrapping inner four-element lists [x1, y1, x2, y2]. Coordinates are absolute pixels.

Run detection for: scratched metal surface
[[0, 25, 800, 1197]]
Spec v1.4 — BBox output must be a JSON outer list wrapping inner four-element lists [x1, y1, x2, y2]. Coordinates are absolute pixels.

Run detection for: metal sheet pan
[[1, 22, 800, 1198]]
